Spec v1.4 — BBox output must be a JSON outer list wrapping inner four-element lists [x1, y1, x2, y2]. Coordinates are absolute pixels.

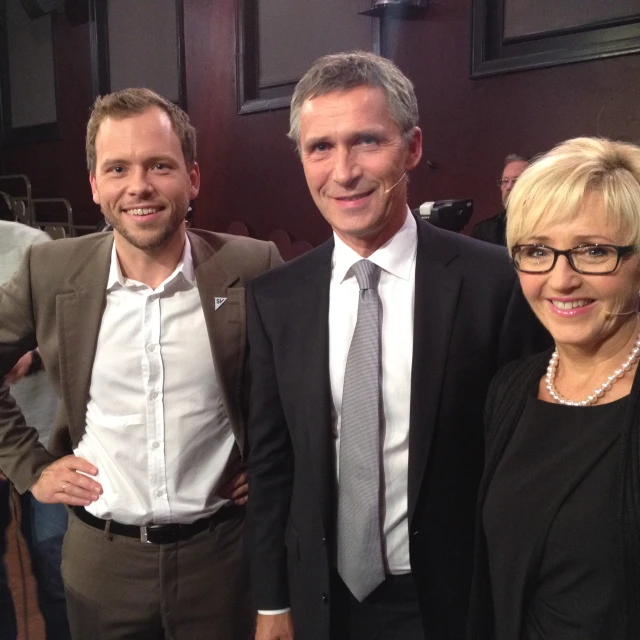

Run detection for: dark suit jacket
[[245, 218, 550, 640], [0, 229, 282, 494], [470, 211, 507, 246]]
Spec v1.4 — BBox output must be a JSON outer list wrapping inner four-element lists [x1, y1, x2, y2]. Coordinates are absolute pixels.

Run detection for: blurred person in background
[[471, 154, 528, 246], [0, 219, 69, 640]]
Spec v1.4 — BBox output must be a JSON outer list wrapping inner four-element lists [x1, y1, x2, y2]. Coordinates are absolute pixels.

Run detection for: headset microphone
[[383, 172, 407, 194], [605, 309, 639, 317]]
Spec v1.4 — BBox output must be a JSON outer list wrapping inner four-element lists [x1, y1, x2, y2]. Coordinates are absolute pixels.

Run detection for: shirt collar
[[332, 207, 417, 284], [106, 235, 196, 291]]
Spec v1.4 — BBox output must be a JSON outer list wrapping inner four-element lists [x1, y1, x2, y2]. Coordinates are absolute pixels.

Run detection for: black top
[[470, 211, 507, 246], [483, 392, 628, 639]]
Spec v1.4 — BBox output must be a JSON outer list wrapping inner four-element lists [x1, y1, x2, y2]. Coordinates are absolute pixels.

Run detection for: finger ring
[[61, 482, 67, 493]]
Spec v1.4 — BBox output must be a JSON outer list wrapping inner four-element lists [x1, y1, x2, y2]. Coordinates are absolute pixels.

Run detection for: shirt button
[[147, 344, 155, 352], [150, 391, 158, 400], [152, 441, 160, 449], [155, 489, 164, 497]]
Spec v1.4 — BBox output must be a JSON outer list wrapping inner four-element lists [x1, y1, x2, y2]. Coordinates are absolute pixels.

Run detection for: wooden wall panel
[[1, 14, 95, 225], [390, 1, 640, 229], [184, 0, 640, 240], [183, 0, 327, 243], [2, 0, 640, 238]]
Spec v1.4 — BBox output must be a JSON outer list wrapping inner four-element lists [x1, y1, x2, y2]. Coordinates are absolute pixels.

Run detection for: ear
[[89, 173, 100, 205], [188, 162, 201, 200], [404, 127, 423, 172]]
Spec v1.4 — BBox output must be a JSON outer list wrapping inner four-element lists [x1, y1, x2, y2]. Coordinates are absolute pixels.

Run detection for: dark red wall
[[3, 0, 640, 240], [2, 13, 95, 225]]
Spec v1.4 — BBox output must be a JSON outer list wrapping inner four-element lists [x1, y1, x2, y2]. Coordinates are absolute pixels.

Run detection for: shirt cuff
[[258, 608, 291, 615]]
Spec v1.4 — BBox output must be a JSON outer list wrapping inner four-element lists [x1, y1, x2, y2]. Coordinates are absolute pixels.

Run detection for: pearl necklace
[[546, 333, 640, 406]]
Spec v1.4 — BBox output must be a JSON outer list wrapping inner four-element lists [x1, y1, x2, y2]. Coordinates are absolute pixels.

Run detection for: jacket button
[[322, 536, 326, 545], [412, 529, 420, 536], [322, 593, 328, 604]]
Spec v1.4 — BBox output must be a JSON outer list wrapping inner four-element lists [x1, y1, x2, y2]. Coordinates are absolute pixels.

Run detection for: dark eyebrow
[[98, 155, 177, 170], [148, 156, 177, 165], [99, 157, 128, 170]]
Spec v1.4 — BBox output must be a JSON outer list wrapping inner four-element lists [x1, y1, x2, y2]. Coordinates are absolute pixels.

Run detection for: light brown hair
[[86, 88, 196, 173]]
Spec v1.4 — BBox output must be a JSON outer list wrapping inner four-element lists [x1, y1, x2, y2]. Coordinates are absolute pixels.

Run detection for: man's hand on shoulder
[[31, 455, 102, 506], [255, 612, 294, 640]]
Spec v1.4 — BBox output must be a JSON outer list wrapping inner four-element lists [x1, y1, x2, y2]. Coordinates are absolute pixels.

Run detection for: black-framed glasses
[[511, 243, 635, 274], [497, 178, 518, 188]]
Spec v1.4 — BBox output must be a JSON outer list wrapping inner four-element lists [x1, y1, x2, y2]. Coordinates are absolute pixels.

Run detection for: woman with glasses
[[467, 137, 640, 640]]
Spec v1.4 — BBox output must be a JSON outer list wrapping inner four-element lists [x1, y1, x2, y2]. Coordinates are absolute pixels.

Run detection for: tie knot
[[351, 260, 380, 290]]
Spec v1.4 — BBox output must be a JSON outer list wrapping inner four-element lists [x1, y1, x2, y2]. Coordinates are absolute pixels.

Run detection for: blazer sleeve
[[0, 248, 57, 492], [245, 279, 294, 610]]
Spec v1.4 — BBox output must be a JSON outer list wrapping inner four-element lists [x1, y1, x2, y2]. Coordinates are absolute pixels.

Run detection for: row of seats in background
[[227, 221, 313, 262], [1, 172, 470, 258], [226, 199, 475, 262], [0, 172, 316, 260], [0, 173, 80, 240]]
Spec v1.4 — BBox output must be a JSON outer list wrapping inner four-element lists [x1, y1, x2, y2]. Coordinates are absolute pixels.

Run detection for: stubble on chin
[[104, 209, 184, 253]]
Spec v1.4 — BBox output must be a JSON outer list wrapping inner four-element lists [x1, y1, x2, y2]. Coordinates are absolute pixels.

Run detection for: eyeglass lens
[[515, 245, 620, 273]]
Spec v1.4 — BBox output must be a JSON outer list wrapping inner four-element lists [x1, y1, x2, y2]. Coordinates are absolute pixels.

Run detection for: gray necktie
[[337, 259, 385, 602]]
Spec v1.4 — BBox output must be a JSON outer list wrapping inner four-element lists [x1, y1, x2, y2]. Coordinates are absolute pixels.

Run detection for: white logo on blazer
[[214, 297, 227, 311]]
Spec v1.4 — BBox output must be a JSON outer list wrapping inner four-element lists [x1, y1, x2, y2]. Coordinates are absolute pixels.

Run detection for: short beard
[[104, 209, 184, 253]]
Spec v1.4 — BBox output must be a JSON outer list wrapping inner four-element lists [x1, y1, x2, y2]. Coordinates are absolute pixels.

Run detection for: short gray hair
[[504, 153, 528, 167], [288, 51, 419, 148]]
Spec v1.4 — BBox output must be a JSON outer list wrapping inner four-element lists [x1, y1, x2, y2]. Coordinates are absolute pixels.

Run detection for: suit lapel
[[407, 221, 461, 523], [57, 235, 112, 445], [190, 233, 247, 452], [295, 242, 334, 532]]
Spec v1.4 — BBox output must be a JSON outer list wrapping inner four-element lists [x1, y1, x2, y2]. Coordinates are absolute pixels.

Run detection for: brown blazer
[[0, 229, 282, 494]]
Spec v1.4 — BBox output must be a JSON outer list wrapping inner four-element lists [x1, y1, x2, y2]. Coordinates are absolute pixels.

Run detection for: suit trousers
[[330, 571, 426, 640], [61, 507, 252, 640]]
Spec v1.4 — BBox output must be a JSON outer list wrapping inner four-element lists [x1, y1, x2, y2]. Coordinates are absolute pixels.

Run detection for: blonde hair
[[506, 137, 640, 251]]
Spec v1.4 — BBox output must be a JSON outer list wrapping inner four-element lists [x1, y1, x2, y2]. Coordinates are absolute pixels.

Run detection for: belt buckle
[[140, 523, 178, 544]]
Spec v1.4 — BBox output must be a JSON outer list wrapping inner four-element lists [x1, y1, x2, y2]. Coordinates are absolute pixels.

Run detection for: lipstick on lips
[[548, 298, 595, 317]]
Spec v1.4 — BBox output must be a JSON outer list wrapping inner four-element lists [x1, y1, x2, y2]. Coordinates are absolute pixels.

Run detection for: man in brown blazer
[[0, 88, 281, 639]]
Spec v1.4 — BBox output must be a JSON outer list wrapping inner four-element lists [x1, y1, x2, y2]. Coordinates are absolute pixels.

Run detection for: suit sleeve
[[0, 248, 56, 492], [497, 277, 551, 367], [245, 280, 294, 610]]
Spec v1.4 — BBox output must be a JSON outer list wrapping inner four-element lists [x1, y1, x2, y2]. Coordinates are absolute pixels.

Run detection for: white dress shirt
[[74, 238, 235, 525], [329, 209, 416, 574], [261, 211, 417, 614]]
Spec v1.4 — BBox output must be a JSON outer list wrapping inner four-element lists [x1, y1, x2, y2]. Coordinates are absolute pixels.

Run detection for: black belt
[[72, 505, 242, 544]]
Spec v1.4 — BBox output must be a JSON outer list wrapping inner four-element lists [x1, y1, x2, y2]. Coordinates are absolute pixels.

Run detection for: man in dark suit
[[246, 52, 547, 640], [0, 88, 281, 639], [470, 154, 528, 245]]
